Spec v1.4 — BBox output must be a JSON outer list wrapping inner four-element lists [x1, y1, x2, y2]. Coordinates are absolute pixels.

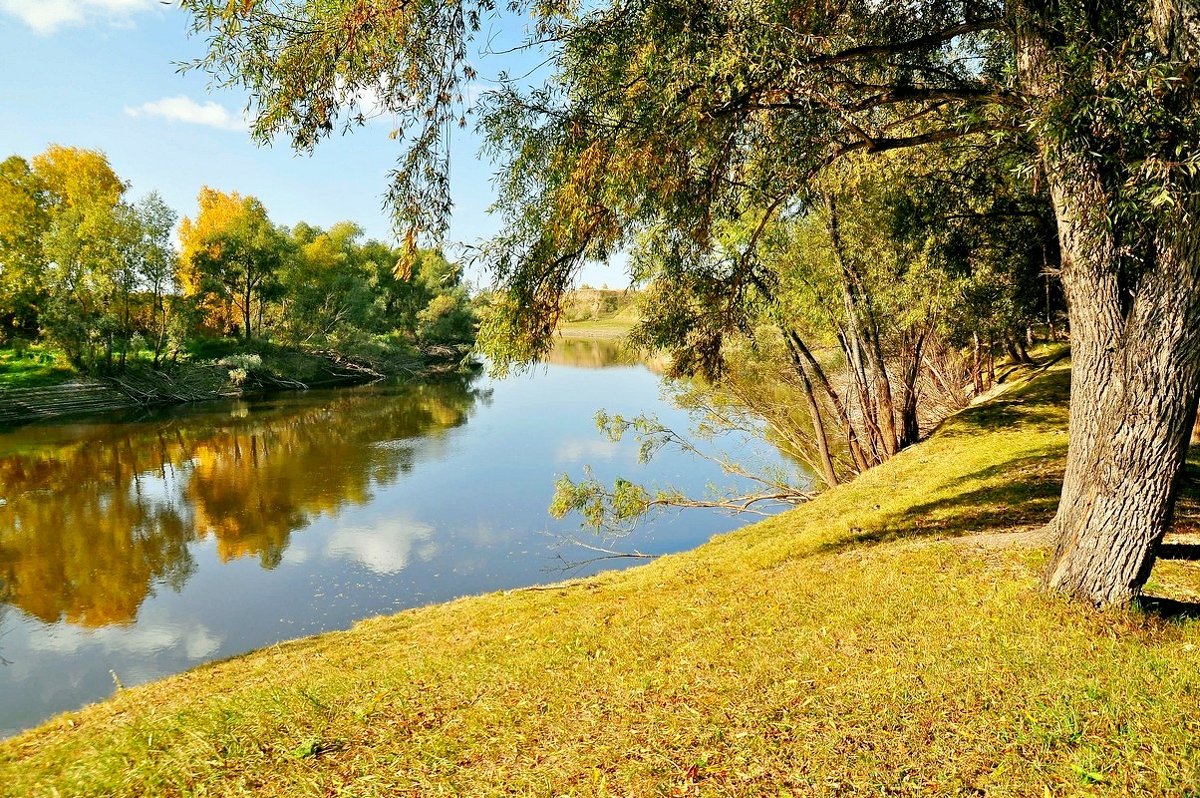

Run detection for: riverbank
[[3, 359, 1199, 796], [0, 344, 472, 429], [558, 301, 640, 339]]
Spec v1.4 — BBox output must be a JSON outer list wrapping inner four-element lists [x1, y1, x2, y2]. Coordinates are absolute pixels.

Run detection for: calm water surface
[[0, 339, 790, 736]]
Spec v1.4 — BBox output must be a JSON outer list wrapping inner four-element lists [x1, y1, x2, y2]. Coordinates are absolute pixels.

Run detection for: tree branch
[[804, 17, 1008, 68]]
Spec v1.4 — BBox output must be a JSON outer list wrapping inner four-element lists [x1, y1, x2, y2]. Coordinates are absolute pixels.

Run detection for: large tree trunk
[[1018, 5, 1200, 606], [1042, 213, 1200, 605]]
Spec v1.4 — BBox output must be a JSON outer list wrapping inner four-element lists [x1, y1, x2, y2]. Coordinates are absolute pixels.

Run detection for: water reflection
[[0, 376, 485, 628], [547, 336, 671, 373], [0, 345, 792, 737], [547, 337, 637, 368]]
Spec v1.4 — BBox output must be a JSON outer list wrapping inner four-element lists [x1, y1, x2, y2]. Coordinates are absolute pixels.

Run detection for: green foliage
[[184, 192, 287, 340], [416, 292, 474, 348], [551, 406, 808, 535], [549, 468, 654, 534], [0, 156, 50, 341], [276, 222, 476, 354], [178, 0, 496, 254], [0, 146, 478, 380]]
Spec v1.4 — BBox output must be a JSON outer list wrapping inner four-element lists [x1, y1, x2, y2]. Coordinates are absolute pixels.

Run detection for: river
[[0, 339, 795, 737]]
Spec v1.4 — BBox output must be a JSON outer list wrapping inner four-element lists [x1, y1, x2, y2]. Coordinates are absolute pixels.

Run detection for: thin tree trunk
[[1015, 336, 1036, 365], [839, 330, 884, 464], [865, 325, 899, 456], [243, 286, 253, 340], [898, 331, 925, 449], [986, 337, 996, 386], [783, 331, 839, 488], [790, 331, 872, 472], [971, 332, 984, 395], [1004, 337, 1024, 366], [825, 194, 899, 459]]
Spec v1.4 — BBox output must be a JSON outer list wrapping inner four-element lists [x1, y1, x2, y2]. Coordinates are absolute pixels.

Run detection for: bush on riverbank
[[2, 360, 1198, 796]]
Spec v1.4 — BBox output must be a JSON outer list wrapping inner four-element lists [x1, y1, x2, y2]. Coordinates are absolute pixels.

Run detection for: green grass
[[0, 346, 76, 389], [3, 360, 1200, 796], [559, 304, 641, 339]]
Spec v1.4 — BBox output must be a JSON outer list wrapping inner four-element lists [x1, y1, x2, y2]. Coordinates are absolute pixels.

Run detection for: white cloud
[[0, 0, 161, 34], [125, 96, 248, 132], [554, 437, 620, 464], [326, 517, 437, 575], [28, 621, 223, 661]]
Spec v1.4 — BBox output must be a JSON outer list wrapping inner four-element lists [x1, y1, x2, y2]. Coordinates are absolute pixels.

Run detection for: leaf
[[1070, 764, 1105, 784], [291, 738, 322, 759]]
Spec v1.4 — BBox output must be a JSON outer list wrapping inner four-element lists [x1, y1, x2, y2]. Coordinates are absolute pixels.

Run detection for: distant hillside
[[559, 289, 641, 338]]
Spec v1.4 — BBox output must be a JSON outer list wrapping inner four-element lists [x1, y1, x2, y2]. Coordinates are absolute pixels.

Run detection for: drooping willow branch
[[549, 409, 813, 538]]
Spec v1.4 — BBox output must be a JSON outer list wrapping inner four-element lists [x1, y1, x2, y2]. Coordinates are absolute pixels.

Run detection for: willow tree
[[181, 0, 1200, 607]]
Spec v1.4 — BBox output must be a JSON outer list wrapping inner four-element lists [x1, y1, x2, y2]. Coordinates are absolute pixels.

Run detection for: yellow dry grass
[[2, 361, 1199, 797]]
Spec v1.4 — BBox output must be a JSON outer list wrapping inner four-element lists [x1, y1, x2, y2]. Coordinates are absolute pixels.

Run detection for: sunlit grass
[[559, 304, 641, 339], [2, 358, 1199, 796], [0, 346, 75, 389]]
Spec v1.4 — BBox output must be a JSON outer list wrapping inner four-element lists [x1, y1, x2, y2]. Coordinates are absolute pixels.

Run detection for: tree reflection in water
[[0, 375, 487, 628], [546, 336, 668, 373]]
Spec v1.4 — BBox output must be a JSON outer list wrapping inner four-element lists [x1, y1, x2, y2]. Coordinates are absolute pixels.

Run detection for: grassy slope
[[558, 304, 641, 339], [3, 362, 1200, 797], [0, 348, 75, 389]]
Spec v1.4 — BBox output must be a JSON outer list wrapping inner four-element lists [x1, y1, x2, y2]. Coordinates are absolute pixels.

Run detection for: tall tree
[[32, 146, 128, 367], [115, 193, 179, 367], [278, 222, 374, 344], [179, 188, 285, 340], [0, 156, 49, 341], [181, 0, 1200, 607]]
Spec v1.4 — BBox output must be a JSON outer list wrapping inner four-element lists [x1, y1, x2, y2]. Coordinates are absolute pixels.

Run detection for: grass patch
[[2, 360, 1199, 796], [559, 304, 641, 339], [0, 346, 76, 389]]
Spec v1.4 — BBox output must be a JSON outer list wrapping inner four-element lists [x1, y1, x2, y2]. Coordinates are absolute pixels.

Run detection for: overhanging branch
[[804, 16, 1008, 68]]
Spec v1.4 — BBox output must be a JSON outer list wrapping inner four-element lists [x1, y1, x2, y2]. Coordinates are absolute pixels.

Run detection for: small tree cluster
[[0, 152, 478, 374]]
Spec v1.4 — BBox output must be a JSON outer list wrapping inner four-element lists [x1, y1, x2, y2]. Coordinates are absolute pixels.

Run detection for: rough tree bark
[[1018, 2, 1200, 606], [1040, 184, 1200, 605]]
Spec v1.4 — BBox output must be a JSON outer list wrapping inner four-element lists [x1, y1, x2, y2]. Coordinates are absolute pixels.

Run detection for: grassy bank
[[0, 341, 465, 429], [0, 346, 75, 389], [2, 361, 1199, 796], [558, 304, 641, 339]]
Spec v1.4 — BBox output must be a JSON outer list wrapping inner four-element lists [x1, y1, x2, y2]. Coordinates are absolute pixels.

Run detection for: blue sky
[[0, 1, 620, 286]]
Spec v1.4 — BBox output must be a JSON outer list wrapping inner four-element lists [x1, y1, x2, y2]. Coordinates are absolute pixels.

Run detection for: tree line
[[0, 145, 474, 375]]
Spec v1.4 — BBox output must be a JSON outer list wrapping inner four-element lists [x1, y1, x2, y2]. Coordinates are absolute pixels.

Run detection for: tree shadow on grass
[[811, 367, 1071, 556], [1170, 462, 1200, 536], [1137, 595, 1200, 621], [831, 455, 1200, 556], [1158, 543, 1200, 561], [933, 369, 1072, 439], [817, 447, 1066, 555]]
